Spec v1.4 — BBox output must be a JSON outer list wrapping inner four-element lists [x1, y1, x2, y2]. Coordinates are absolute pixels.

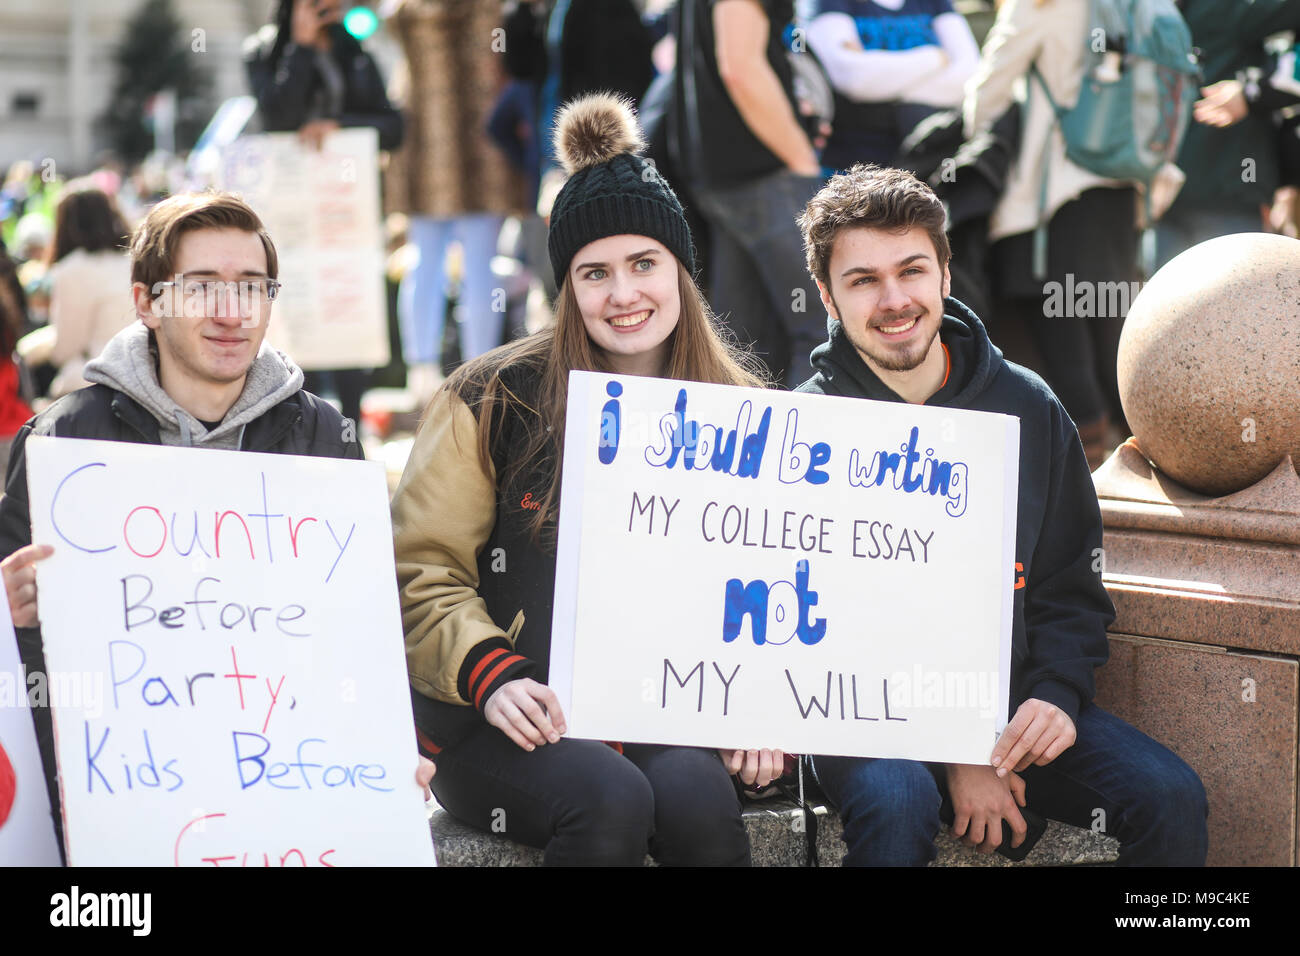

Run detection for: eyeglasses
[[152, 275, 283, 319], [155, 276, 282, 301]]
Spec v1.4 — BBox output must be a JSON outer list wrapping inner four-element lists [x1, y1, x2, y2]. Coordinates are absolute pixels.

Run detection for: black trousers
[[431, 724, 751, 866]]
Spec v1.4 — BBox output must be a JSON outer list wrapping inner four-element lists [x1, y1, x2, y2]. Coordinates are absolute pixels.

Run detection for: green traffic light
[[343, 6, 379, 40]]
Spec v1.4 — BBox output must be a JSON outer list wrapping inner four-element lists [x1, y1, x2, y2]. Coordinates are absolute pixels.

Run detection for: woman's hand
[[484, 678, 567, 751], [416, 755, 436, 801], [718, 748, 785, 789]]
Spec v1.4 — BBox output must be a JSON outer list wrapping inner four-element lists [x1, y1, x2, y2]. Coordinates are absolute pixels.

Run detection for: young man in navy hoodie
[[796, 165, 1207, 866]]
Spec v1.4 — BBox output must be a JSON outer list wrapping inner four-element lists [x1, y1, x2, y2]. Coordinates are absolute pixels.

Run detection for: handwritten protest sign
[[219, 128, 389, 370], [26, 437, 434, 866], [0, 603, 63, 866], [551, 372, 1019, 765]]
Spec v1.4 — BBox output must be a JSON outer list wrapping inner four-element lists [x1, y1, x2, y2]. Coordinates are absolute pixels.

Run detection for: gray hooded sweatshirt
[[83, 322, 305, 451]]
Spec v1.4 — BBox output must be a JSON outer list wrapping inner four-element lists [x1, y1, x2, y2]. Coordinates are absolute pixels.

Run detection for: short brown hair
[[129, 191, 278, 289], [799, 164, 950, 287]]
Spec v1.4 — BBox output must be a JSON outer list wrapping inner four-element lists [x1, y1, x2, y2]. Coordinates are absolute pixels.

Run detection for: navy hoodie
[[796, 298, 1114, 723]]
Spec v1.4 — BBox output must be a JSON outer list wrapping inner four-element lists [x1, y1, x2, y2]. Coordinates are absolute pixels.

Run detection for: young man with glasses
[[0, 191, 363, 850]]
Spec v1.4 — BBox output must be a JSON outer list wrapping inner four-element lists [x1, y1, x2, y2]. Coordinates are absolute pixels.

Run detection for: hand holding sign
[[298, 119, 340, 151], [991, 698, 1077, 776], [1, 543, 53, 627], [718, 748, 785, 789], [417, 755, 436, 801]]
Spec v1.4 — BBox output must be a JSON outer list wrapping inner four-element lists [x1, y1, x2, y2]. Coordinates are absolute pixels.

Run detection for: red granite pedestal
[[1093, 441, 1300, 866]]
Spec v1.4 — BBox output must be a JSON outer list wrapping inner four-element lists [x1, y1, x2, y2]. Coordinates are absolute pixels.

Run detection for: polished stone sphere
[[1117, 232, 1300, 497]]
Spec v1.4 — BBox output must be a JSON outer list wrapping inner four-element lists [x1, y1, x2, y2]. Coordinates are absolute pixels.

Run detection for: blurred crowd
[[4, 0, 1299, 470]]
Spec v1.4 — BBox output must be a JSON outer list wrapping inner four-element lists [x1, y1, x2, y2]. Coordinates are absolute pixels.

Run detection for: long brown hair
[[444, 258, 767, 544], [46, 185, 129, 267]]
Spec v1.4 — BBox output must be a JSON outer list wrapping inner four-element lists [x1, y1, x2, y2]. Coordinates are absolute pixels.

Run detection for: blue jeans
[[691, 170, 826, 387], [399, 213, 507, 365], [812, 704, 1208, 866]]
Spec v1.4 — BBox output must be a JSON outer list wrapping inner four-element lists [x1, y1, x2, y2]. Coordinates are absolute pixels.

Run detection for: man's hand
[[718, 748, 785, 788], [2, 544, 53, 628], [1193, 79, 1248, 128], [483, 678, 567, 751], [946, 762, 1027, 853], [991, 698, 1076, 776], [794, 98, 833, 160], [298, 119, 339, 151]]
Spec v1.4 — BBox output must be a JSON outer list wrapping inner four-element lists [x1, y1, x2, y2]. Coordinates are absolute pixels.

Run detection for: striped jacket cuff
[[458, 639, 537, 710]]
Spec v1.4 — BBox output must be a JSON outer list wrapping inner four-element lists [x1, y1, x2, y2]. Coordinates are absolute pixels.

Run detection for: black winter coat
[[243, 25, 404, 151], [798, 299, 1114, 724], [0, 383, 362, 858]]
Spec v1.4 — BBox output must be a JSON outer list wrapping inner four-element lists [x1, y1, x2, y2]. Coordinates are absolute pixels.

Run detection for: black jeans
[[691, 170, 826, 388], [999, 294, 1124, 428], [431, 724, 751, 866]]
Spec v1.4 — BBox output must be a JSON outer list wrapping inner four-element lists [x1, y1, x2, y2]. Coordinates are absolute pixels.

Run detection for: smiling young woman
[[390, 94, 779, 865]]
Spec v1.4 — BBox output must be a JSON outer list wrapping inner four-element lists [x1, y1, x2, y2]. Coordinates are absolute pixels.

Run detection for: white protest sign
[[219, 128, 389, 370], [0, 603, 63, 866], [552, 372, 1019, 765], [26, 437, 434, 866]]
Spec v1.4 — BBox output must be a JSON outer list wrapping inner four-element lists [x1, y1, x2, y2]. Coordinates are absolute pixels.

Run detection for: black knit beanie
[[547, 93, 695, 288]]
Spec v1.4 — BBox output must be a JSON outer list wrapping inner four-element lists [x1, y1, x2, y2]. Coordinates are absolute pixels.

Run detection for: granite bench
[[427, 799, 1120, 867]]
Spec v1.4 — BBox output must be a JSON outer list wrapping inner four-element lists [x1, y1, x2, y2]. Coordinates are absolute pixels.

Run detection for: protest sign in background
[[0, 602, 62, 866], [218, 128, 389, 371], [552, 372, 1019, 765], [27, 437, 433, 866]]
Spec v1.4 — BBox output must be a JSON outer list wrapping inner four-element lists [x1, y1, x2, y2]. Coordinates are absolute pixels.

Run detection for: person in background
[[387, 0, 524, 406], [0, 239, 34, 474], [245, 0, 404, 152], [11, 213, 54, 334], [1187, 24, 1300, 241], [245, 0, 405, 427], [670, 0, 827, 386], [486, 2, 553, 316], [537, 0, 656, 183], [807, 0, 980, 174], [488, 2, 548, 211], [16, 185, 132, 400], [963, 0, 1137, 469], [1156, 0, 1300, 266]]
